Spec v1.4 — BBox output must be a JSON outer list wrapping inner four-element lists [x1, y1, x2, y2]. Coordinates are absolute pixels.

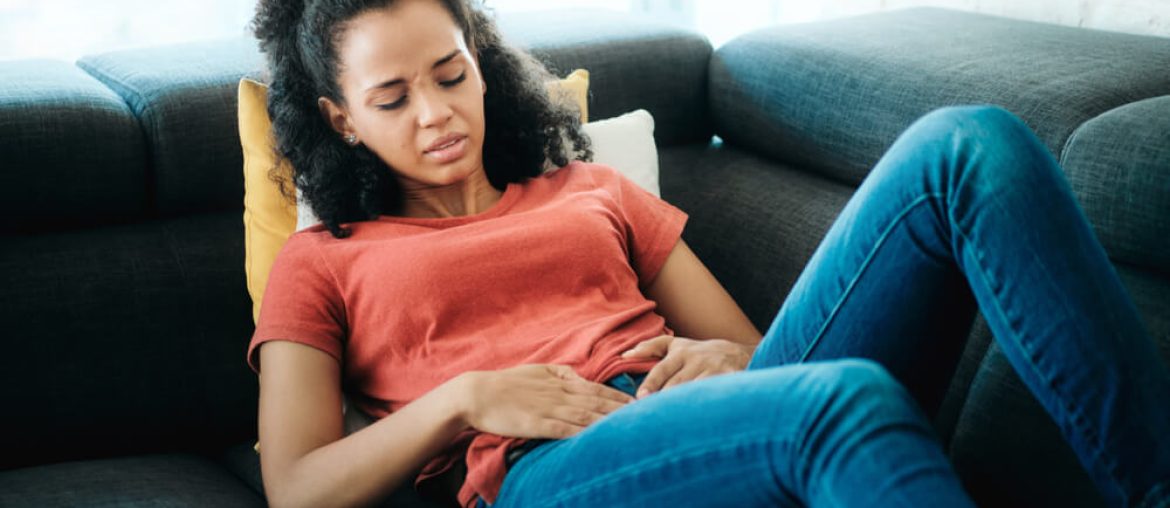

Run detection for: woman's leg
[[486, 361, 975, 508], [746, 105, 1170, 507]]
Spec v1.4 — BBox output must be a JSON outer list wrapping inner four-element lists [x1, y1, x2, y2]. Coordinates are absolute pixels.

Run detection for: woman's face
[[322, 0, 487, 190]]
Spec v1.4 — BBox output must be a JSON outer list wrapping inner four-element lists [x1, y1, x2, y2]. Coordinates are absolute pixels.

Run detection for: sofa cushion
[[215, 440, 441, 508], [0, 211, 256, 470], [498, 9, 712, 148], [0, 60, 148, 233], [709, 7, 1170, 187], [659, 140, 992, 440], [1061, 96, 1170, 275], [949, 264, 1170, 508], [76, 38, 265, 217], [659, 142, 851, 334], [73, 10, 711, 219], [0, 454, 262, 507]]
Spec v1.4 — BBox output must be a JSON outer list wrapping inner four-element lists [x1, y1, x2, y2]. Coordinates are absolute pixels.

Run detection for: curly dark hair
[[251, 0, 592, 239]]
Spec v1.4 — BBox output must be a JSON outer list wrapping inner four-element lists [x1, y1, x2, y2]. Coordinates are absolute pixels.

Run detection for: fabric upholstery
[[1061, 96, 1170, 275], [659, 141, 851, 334], [0, 60, 148, 233], [0, 454, 262, 507], [215, 439, 438, 508], [77, 38, 266, 217], [0, 212, 257, 470], [709, 7, 1170, 187], [2, 6, 1167, 507], [949, 264, 1169, 508], [74, 10, 711, 219], [659, 141, 993, 442], [498, 9, 712, 147]]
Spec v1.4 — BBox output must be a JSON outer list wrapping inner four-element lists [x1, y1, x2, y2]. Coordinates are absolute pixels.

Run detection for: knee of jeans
[[812, 359, 918, 418], [920, 105, 1025, 138], [913, 105, 1057, 194]]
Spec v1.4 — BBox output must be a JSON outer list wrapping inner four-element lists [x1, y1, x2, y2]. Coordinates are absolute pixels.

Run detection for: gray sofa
[[2, 7, 1167, 507]]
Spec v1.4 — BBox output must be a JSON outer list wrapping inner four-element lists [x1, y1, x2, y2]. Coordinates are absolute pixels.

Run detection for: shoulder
[[538, 160, 627, 192], [270, 228, 332, 272]]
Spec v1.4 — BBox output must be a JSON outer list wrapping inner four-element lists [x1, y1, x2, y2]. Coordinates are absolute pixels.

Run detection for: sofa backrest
[[708, 7, 1170, 277], [0, 60, 149, 234], [705, 8, 1170, 507], [0, 10, 712, 471]]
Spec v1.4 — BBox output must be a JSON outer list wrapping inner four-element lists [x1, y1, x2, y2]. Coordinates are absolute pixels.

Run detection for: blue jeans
[[478, 106, 1170, 508]]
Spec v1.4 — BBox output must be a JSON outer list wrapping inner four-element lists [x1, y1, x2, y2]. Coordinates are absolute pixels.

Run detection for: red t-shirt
[[246, 161, 688, 508]]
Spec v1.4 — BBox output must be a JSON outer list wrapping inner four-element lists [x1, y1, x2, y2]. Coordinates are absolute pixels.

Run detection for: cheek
[[355, 113, 415, 158]]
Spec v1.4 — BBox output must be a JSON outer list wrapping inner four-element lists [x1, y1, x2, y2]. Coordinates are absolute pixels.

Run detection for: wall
[[810, 0, 1170, 37]]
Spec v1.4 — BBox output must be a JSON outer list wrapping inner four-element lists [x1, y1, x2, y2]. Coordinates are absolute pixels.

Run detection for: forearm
[[268, 377, 471, 508]]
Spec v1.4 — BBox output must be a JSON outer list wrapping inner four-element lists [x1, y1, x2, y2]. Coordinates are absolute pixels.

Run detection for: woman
[[245, 0, 1170, 507]]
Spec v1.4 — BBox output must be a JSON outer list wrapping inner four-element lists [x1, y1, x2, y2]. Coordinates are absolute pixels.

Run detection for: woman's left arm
[[624, 238, 764, 398], [641, 238, 763, 346]]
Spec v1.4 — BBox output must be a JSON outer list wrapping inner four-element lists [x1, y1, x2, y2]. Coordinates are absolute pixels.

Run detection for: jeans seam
[[951, 222, 1126, 502], [541, 433, 783, 504], [797, 193, 944, 363]]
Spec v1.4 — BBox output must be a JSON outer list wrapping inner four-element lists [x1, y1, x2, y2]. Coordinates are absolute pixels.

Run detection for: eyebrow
[[365, 49, 461, 92]]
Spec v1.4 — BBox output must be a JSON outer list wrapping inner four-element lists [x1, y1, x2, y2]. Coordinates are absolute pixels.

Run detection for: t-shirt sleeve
[[246, 234, 347, 374], [594, 163, 689, 288]]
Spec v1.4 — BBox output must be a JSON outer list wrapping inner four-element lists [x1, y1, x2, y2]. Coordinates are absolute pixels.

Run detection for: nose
[[415, 86, 454, 129]]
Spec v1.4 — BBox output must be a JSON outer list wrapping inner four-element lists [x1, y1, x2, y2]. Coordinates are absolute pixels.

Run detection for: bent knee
[[809, 359, 919, 415], [814, 358, 900, 393], [921, 104, 1025, 136]]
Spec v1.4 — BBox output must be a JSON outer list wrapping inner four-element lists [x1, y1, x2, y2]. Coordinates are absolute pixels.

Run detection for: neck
[[395, 167, 503, 219]]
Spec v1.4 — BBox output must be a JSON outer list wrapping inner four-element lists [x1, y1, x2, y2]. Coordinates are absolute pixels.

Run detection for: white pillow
[[295, 109, 660, 231], [581, 108, 660, 197]]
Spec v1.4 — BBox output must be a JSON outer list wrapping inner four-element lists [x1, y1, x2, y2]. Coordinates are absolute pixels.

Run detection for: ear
[[318, 96, 355, 138]]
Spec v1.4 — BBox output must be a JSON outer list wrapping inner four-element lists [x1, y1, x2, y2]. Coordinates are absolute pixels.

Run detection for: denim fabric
[[503, 372, 651, 470], [482, 360, 969, 508], [748, 105, 1170, 508], [709, 7, 1170, 187], [472, 105, 1170, 508], [0, 59, 148, 233]]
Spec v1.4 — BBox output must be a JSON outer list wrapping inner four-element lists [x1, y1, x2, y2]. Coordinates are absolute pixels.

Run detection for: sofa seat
[[0, 453, 263, 507]]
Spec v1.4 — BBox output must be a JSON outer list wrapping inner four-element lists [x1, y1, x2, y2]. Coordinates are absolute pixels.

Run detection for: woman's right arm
[[257, 340, 637, 508], [257, 340, 469, 508]]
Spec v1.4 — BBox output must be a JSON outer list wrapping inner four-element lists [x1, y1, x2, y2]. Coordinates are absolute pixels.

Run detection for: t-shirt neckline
[[374, 181, 521, 226]]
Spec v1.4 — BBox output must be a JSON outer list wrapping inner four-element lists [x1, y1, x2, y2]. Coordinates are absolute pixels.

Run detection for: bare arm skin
[[257, 343, 633, 508], [642, 239, 764, 346], [257, 341, 470, 508]]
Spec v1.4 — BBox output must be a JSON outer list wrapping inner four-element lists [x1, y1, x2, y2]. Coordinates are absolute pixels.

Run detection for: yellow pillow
[[240, 69, 590, 325]]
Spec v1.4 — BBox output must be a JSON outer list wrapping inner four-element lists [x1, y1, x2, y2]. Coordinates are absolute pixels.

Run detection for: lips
[[425, 133, 466, 153], [423, 134, 468, 164]]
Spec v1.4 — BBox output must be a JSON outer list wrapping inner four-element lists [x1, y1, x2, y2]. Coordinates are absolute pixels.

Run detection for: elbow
[[262, 469, 308, 508]]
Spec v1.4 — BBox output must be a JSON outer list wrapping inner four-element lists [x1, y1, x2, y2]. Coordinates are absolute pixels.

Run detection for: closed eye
[[375, 72, 467, 111], [440, 71, 467, 87]]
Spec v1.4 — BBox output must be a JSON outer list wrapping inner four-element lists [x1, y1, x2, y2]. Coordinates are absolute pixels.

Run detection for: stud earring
[[344, 134, 358, 145]]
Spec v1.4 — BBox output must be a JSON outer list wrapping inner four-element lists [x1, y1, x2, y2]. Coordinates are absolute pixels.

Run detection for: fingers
[[636, 356, 684, 399], [660, 364, 707, 391], [540, 418, 587, 439], [540, 393, 628, 438], [620, 334, 673, 359], [551, 365, 636, 403]]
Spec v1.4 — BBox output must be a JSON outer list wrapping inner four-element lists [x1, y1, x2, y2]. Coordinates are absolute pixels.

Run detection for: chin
[[419, 160, 479, 187]]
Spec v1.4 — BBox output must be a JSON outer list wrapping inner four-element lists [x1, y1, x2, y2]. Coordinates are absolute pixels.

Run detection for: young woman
[[245, 0, 1170, 507]]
